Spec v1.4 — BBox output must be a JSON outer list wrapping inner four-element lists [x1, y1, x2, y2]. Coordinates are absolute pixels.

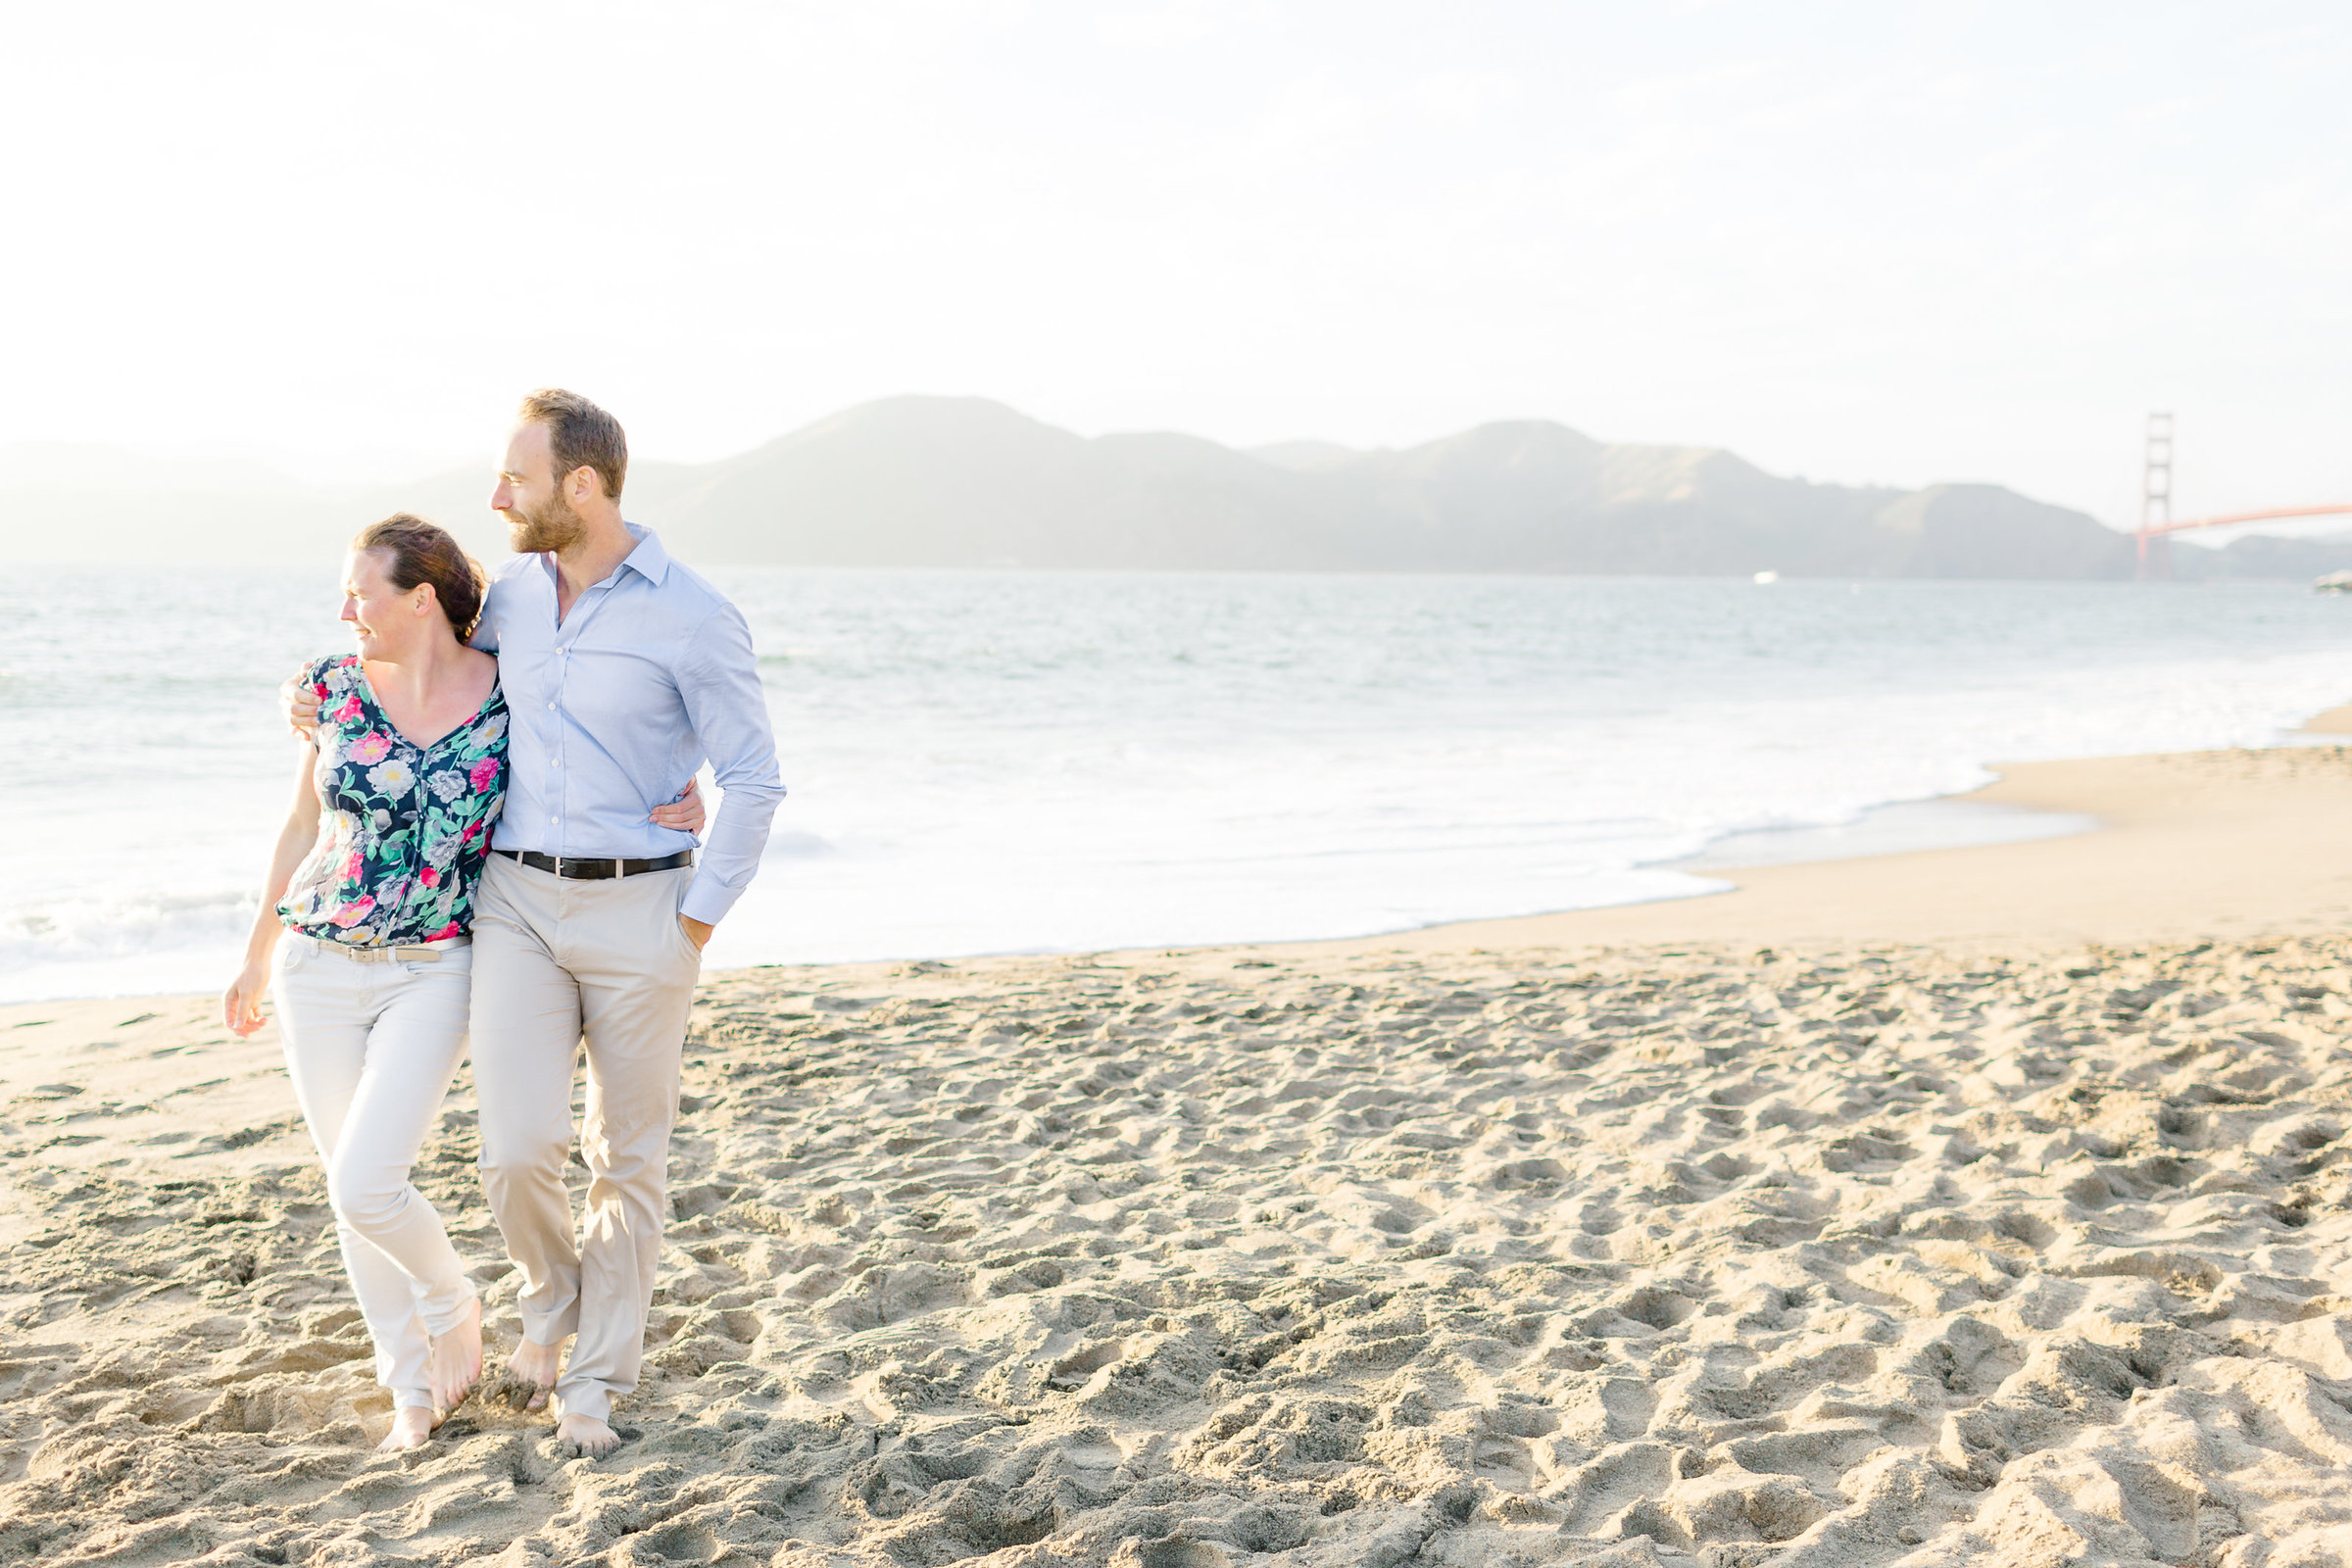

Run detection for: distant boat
[[2317, 570, 2352, 593], [1753, 569, 1780, 584]]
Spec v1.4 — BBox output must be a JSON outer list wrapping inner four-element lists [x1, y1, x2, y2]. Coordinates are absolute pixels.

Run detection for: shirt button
[[547, 701, 556, 710]]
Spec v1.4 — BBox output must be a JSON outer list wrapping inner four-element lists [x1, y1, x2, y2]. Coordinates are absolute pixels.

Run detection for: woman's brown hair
[[352, 514, 488, 640]]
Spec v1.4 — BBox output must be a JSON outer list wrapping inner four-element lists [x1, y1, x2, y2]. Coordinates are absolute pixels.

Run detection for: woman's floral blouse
[[278, 654, 509, 948]]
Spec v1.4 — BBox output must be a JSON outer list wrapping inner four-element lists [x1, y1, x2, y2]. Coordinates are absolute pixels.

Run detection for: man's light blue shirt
[[472, 524, 783, 925]]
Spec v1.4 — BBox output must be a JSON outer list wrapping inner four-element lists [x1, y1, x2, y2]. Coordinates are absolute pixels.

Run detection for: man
[[290, 389, 782, 1456]]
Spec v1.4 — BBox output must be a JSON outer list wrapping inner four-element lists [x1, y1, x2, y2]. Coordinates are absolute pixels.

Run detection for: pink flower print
[[329, 896, 376, 928], [426, 921, 463, 942], [460, 819, 483, 846], [334, 696, 364, 723], [313, 681, 329, 699], [420, 866, 440, 889], [350, 730, 392, 764], [342, 852, 365, 881], [468, 758, 500, 793]]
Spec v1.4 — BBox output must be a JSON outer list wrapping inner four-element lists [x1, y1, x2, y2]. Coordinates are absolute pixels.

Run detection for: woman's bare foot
[[429, 1297, 483, 1413], [555, 1410, 622, 1459], [376, 1406, 435, 1452], [505, 1334, 564, 1413]]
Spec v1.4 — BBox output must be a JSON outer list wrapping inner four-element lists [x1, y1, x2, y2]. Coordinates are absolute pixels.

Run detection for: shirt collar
[[617, 522, 671, 586], [537, 523, 670, 589]]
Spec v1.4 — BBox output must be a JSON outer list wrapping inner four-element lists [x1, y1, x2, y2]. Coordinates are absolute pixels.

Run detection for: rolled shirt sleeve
[[675, 602, 784, 925]]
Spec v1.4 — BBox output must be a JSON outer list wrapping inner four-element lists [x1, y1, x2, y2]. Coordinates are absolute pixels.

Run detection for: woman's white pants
[[270, 934, 477, 1410]]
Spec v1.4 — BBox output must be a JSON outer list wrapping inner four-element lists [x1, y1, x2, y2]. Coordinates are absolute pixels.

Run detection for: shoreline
[[1116, 705, 2352, 967], [12, 708, 2352, 1010], [10, 734, 2339, 1037], [1275, 735, 2352, 960]]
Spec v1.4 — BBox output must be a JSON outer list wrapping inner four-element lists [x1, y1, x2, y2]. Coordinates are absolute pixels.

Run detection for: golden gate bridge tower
[[2131, 414, 2349, 581], [2138, 412, 2173, 580]]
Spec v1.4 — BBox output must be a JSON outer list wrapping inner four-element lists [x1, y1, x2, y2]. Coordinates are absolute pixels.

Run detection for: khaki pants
[[470, 854, 701, 1421]]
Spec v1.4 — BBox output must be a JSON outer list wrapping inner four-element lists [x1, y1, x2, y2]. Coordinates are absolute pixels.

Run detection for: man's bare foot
[[505, 1335, 564, 1413], [429, 1297, 483, 1413], [376, 1406, 435, 1452], [555, 1411, 622, 1458]]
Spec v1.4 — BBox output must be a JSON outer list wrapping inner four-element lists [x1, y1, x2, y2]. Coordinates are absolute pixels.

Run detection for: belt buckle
[[549, 854, 625, 878], [544, 853, 648, 878]]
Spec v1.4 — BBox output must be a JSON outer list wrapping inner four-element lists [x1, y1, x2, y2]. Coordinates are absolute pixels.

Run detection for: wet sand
[[5, 740, 2352, 1566]]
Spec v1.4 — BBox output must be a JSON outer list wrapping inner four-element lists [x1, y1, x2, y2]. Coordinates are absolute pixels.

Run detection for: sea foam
[[3, 566, 2350, 1000]]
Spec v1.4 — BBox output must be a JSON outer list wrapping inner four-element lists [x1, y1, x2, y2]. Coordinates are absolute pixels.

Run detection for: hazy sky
[[5, 1, 2347, 527]]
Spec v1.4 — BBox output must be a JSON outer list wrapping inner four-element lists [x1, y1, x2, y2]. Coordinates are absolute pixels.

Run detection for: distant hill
[[6, 398, 2347, 580], [2167, 531, 2352, 583]]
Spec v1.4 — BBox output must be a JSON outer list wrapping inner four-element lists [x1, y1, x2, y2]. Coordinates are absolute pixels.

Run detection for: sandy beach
[[6, 738, 2352, 1566]]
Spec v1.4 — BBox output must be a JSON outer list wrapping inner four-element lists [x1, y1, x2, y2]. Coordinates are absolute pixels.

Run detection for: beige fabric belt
[[287, 931, 470, 964]]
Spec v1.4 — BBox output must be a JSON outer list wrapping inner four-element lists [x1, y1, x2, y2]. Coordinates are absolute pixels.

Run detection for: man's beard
[[505, 490, 588, 554]]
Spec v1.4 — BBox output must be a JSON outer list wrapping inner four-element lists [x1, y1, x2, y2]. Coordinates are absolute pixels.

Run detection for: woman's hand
[[223, 959, 272, 1037], [281, 672, 321, 740], [651, 776, 707, 835]]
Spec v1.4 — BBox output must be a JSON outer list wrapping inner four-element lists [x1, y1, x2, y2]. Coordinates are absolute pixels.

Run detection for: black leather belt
[[495, 849, 695, 880]]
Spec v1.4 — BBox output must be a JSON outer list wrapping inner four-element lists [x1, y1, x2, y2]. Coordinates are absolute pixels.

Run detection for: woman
[[221, 514, 700, 1450]]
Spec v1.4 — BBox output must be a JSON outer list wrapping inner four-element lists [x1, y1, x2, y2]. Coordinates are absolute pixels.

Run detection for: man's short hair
[[518, 388, 628, 501]]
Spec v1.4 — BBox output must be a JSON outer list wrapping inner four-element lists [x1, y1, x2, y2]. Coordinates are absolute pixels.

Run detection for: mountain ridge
[[5, 395, 2347, 581]]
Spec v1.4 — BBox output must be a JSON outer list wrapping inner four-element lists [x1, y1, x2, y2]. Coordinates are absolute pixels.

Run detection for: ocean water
[[4, 564, 2351, 1003]]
